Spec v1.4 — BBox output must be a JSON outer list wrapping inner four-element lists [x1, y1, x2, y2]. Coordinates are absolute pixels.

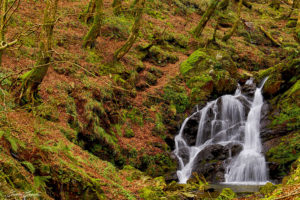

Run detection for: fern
[[34, 176, 51, 191]]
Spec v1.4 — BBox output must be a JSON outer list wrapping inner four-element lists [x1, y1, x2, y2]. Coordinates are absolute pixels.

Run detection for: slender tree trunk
[[222, 0, 243, 41], [296, 10, 300, 42], [0, 0, 19, 66], [79, 0, 96, 24], [113, 0, 145, 62], [82, 0, 103, 48], [112, 0, 122, 15], [193, 0, 219, 38], [12, 0, 59, 105], [0, 0, 8, 66]]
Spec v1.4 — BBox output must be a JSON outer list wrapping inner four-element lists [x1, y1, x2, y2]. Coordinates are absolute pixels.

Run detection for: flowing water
[[174, 78, 269, 184]]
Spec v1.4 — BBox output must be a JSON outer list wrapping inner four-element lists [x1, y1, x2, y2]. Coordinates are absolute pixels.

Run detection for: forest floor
[[0, 0, 299, 199]]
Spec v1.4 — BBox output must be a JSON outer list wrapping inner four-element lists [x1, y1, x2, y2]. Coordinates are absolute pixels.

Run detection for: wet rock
[[177, 147, 190, 165], [164, 172, 178, 184], [190, 144, 232, 182], [236, 96, 251, 115], [182, 112, 200, 146], [241, 83, 256, 97], [164, 135, 175, 151], [224, 143, 243, 157]]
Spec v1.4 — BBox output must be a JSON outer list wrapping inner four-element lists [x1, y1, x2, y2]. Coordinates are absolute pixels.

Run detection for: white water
[[174, 78, 268, 184]]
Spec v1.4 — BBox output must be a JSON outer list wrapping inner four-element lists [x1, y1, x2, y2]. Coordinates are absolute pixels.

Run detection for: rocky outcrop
[[191, 143, 242, 183]]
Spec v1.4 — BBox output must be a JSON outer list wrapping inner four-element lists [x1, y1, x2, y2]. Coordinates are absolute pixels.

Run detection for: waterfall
[[174, 78, 268, 184]]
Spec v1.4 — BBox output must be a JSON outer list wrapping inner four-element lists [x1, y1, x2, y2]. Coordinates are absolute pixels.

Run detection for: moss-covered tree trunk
[[12, 0, 58, 105], [112, 0, 122, 15], [79, 0, 96, 24], [193, 0, 219, 38], [219, 0, 230, 10], [82, 0, 103, 48], [113, 0, 145, 62], [222, 0, 243, 41]]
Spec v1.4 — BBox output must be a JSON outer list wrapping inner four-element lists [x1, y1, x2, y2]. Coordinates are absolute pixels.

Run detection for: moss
[[163, 80, 189, 113], [266, 132, 300, 176], [145, 72, 158, 85], [286, 20, 297, 28], [264, 158, 300, 200], [124, 128, 135, 138], [259, 182, 277, 197], [153, 112, 166, 135], [139, 153, 177, 177], [164, 32, 190, 49], [180, 49, 208, 75], [146, 46, 179, 66], [139, 186, 166, 200], [217, 188, 236, 200], [148, 67, 163, 78]]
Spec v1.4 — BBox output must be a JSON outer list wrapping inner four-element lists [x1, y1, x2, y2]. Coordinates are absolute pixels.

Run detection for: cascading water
[[174, 78, 269, 184]]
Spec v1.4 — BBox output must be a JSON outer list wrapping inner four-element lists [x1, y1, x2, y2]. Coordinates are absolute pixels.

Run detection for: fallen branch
[[274, 189, 300, 200], [259, 26, 281, 47]]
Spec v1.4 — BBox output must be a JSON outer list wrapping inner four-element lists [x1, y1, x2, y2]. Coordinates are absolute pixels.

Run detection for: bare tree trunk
[[222, 0, 243, 41], [113, 0, 145, 62], [79, 0, 96, 24], [193, 0, 219, 38], [82, 0, 103, 48], [12, 0, 59, 105], [112, 0, 122, 15]]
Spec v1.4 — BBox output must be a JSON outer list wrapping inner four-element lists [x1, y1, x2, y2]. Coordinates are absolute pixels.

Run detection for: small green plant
[[124, 128, 135, 138]]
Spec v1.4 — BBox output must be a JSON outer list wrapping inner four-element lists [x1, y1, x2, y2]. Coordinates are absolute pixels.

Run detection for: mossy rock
[[147, 46, 179, 66], [263, 73, 283, 97], [180, 49, 211, 75], [164, 32, 189, 49], [148, 67, 163, 78], [259, 182, 277, 196], [139, 186, 166, 200], [257, 58, 300, 97], [180, 49, 237, 77], [217, 188, 236, 200]]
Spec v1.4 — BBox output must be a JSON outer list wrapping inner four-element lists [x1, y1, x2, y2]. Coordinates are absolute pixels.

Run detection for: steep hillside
[[0, 0, 299, 199]]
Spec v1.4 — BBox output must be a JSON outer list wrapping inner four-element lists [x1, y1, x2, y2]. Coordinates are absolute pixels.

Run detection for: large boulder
[[192, 144, 229, 182], [180, 49, 238, 104]]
